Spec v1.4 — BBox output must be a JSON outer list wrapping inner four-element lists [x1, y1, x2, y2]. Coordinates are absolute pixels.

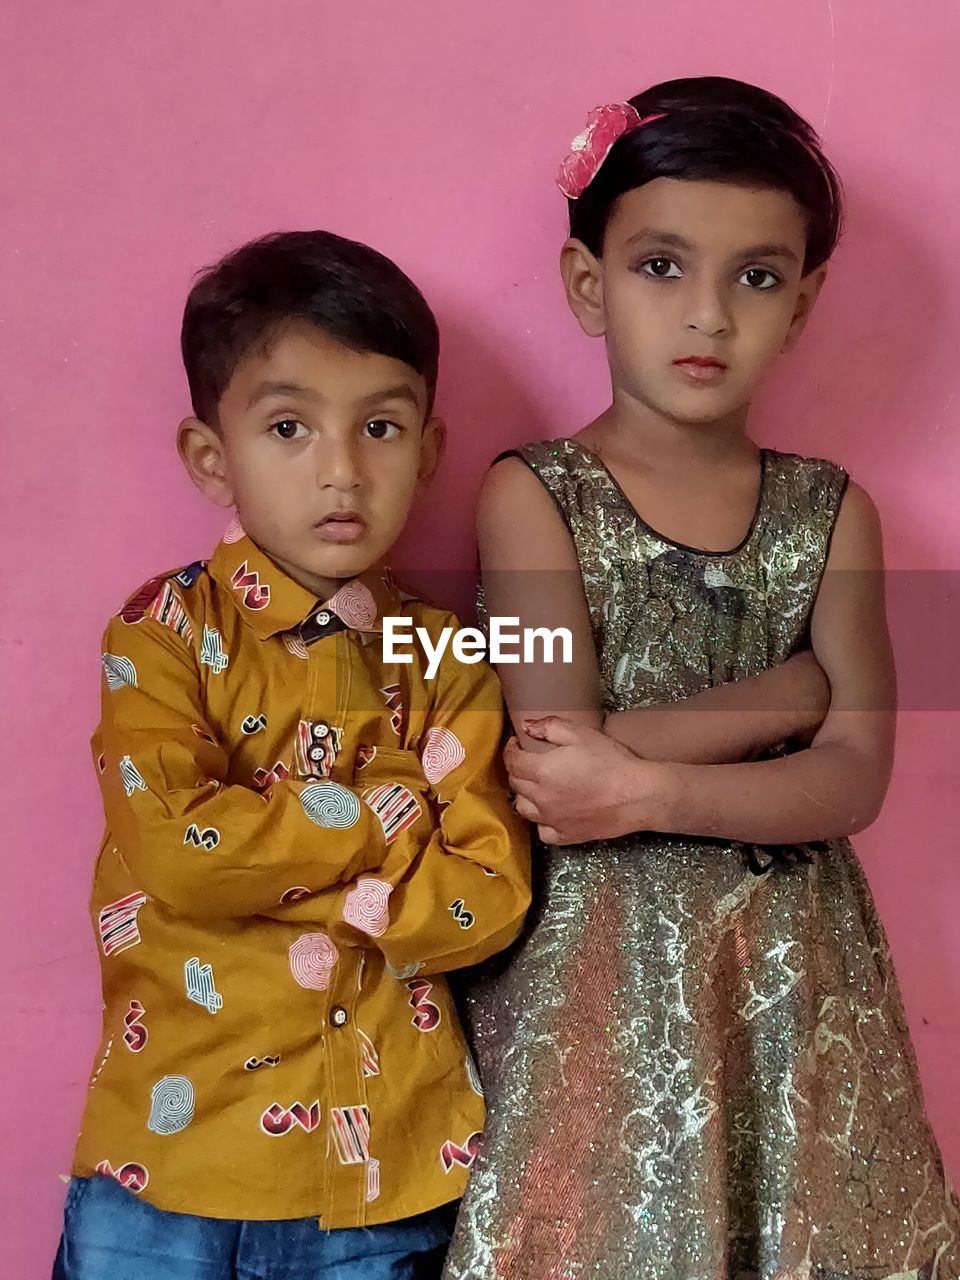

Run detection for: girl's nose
[[684, 281, 733, 339]]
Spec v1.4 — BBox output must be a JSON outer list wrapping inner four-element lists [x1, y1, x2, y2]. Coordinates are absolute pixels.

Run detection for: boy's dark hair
[[569, 76, 844, 274], [181, 230, 440, 425]]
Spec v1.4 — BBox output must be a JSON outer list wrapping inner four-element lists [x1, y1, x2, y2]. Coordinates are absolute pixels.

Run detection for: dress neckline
[[557, 437, 769, 559]]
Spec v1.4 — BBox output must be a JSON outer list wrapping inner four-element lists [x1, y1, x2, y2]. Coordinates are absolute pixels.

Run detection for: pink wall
[[2, 1, 959, 1272]]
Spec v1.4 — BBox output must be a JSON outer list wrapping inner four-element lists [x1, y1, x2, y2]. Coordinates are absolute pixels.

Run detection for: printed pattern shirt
[[73, 522, 531, 1226]]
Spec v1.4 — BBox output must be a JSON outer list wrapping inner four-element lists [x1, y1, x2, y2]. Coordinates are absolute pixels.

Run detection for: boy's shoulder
[[116, 560, 210, 624], [104, 561, 213, 653], [381, 573, 500, 698], [383, 575, 478, 644], [380, 570, 455, 627]]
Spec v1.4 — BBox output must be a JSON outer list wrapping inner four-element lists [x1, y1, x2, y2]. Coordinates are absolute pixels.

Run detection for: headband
[[557, 103, 666, 199]]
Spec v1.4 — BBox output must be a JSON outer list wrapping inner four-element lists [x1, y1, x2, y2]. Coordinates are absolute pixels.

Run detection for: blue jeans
[[53, 1175, 458, 1280]]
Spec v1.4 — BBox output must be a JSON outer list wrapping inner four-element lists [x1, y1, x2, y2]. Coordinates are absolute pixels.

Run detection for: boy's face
[[179, 324, 444, 599], [562, 178, 825, 426]]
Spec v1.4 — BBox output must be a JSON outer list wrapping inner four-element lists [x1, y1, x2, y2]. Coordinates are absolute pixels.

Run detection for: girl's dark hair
[[569, 76, 843, 273], [181, 230, 439, 426]]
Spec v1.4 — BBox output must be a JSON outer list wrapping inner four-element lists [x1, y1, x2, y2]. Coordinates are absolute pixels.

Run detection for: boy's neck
[[257, 545, 377, 604]]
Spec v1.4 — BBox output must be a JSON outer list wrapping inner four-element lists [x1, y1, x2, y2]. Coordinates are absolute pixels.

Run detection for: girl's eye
[[640, 257, 682, 279], [364, 420, 401, 441], [271, 419, 308, 440], [740, 267, 780, 290]]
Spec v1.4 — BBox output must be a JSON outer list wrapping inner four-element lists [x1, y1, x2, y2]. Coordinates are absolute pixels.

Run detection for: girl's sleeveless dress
[[444, 439, 960, 1280]]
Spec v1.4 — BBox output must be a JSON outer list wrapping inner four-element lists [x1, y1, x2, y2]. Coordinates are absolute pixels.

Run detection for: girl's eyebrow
[[623, 230, 695, 252], [623, 230, 800, 265]]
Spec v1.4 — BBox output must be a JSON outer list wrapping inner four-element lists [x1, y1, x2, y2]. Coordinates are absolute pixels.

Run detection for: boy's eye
[[640, 257, 682, 279], [271, 419, 308, 440], [740, 267, 780, 290], [364, 420, 402, 441]]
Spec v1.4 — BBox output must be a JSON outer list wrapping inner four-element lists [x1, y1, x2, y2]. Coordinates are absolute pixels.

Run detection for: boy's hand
[[506, 717, 672, 845]]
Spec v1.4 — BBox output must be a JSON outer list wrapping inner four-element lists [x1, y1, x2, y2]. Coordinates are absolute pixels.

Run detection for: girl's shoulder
[[493, 438, 850, 494], [489, 436, 605, 492], [488, 437, 609, 521], [760, 448, 850, 523], [491, 436, 586, 470], [487, 440, 852, 539]]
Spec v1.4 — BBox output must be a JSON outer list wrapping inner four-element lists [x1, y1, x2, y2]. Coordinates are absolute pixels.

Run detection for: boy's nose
[[321, 438, 362, 490]]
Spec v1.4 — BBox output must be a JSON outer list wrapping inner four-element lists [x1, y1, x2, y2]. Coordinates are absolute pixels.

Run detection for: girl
[[444, 77, 960, 1279]]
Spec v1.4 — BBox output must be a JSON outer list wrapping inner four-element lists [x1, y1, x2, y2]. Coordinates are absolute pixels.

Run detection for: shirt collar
[[208, 525, 400, 641]]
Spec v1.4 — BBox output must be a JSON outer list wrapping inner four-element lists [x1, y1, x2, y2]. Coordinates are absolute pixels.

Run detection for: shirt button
[[316, 610, 331, 626], [330, 1006, 348, 1028], [312, 722, 330, 740]]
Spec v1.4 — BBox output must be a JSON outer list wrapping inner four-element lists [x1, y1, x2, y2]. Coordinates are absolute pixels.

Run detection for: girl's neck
[[578, 388, 757, 472]]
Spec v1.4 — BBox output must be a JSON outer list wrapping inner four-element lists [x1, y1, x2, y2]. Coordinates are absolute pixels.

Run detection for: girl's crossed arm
[[507, 481, 896, 847], [478, 456, 830, 767]]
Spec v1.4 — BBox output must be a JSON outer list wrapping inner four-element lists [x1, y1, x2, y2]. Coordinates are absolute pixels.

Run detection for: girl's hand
[[505, 716, 673, 844]]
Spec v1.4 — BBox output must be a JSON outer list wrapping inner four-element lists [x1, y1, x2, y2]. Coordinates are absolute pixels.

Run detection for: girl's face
[[562, 177, 824, 426]]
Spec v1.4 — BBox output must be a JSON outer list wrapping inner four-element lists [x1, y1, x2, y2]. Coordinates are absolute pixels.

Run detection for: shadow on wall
[[393, 306, 555, 622], [756, 164, 949, 531]]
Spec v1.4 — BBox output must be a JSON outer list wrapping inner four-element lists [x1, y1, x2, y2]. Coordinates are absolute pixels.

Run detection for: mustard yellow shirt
[[73, 527, 531, 1226]]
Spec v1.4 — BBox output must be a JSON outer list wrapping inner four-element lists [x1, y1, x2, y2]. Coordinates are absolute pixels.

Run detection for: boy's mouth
[[672, 355, 729, 384], [314, 511, 367, 544]]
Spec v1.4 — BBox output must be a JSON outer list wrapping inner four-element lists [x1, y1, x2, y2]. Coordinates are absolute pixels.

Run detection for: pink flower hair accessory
[[557, 103, 666, 200]]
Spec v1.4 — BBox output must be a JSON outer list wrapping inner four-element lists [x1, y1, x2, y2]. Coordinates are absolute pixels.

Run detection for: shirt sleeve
[[283, 622, 532, 974], [97, 612, 405, 919]]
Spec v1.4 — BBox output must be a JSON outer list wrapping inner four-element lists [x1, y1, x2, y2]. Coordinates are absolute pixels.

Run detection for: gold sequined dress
[[444, 439, 960, 1280]]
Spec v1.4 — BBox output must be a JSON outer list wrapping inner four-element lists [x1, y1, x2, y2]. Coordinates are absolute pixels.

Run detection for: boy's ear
[[177, 417, 235, 508], [560, 237, 606, 338], [783, 266, 827, 352], [416, 415, 447, 491]]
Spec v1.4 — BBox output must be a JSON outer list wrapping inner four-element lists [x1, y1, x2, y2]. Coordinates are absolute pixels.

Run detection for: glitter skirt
[[444, 836, 960, 1280]]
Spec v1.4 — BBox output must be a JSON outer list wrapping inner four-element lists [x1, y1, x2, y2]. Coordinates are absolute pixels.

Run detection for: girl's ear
[[177, 417, 235, 508], [560, 238, 607, 338], [783, 267, 827, 352]]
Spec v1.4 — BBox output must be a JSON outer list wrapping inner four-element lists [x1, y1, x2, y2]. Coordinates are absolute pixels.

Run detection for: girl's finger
[[513, 796, 540, 822], [504, 749, 545, 783], [507, 776, 539, 800], [522, 716, 582, 747]]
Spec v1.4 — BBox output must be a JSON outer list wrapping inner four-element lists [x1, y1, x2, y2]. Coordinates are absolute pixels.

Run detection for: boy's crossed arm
[[269, 636, 532, 976], [98, 613, 387, 917], [98, 609, 531, 966]]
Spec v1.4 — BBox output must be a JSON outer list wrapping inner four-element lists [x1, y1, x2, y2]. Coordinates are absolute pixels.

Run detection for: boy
[[53, 231, 531, 1279]]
